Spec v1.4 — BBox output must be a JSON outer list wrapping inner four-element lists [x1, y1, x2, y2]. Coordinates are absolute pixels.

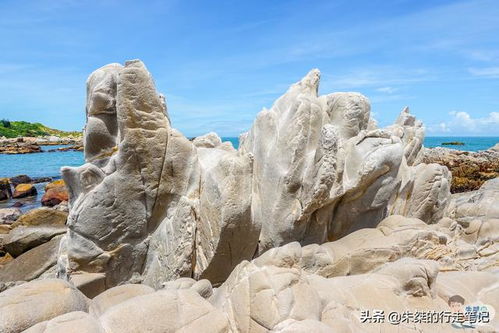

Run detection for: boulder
[[23, 311, 103, 333], [41, 180, 69, 207], [0, 279, 89, 333], [12, 208, 67, 228], [89, 284, 155, 317], [12, 183, 37, 198], [0, 208, 22, 224], [9, 174, 32, 187], [3, 226, 66, 257], [99, 289, 229, 333], [0, 235, 63, 282], [0, 178, 12, 201]]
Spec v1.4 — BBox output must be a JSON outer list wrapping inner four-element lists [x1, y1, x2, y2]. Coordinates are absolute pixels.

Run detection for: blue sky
[[0, 0, 498, 136]]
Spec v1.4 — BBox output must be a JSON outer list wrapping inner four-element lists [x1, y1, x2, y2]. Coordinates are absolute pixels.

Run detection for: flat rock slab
[[12, 208, 67, 228], [3, 226, 66, 257], [0, 235, 62, 282]]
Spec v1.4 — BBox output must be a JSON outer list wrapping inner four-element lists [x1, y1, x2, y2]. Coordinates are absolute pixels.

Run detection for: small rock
[[0, 207, 22, 224], [9, 174, 32, 186], [11, 201, 24, 208], [0, 252, 13, 267], [32, 177, 53, 184], [41, 179, 68, 207], [12, 183, 37, 199], [0, 224, 12, 234], [0, 178, 12, 201]]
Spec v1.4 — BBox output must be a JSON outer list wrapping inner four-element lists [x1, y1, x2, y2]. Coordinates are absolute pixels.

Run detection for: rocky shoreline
[[422, 145, 499, 193], [0, 136, 82, 154], [0, 61, 497, 332]]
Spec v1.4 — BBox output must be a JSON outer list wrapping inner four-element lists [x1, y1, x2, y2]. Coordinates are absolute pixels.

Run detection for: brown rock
[[0, 178, 12, 201], [0, 235, 62, 282], [11, 207, 67, 228], [9, 174, 32, 186], [422, 147, 499, 193], [0, 253, 13, 267], [3, 226, 66, 257], [41, 180, 69, 207], [12, 183, 37, 199], [0, 225, 12, 234]]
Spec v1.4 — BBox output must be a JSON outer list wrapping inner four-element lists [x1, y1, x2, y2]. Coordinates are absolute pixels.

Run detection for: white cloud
[[428, 111, 499, 135], [376, 87, 397, 94], [468, 67, 499, 78]]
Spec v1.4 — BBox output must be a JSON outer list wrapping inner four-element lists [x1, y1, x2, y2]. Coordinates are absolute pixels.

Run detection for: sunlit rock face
[[57, 60, 451, 289]]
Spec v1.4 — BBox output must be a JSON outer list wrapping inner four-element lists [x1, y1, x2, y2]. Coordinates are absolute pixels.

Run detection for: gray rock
[[0, 235, 62, 282], [3, 226, 66, 257], [0, 208, 21, 225]]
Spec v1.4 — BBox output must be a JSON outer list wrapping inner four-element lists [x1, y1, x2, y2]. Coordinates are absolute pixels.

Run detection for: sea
[[0, 137, 497, 211]]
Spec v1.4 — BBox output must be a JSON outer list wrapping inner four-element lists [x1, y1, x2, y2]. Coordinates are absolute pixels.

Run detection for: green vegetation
[[0, 120, 82, 138]]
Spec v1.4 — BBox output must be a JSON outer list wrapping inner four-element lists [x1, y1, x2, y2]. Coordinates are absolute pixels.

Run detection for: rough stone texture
[[0, 235, 62, 282], [12, 208, 67, 228], [422, 146, 499, 193], [0, 279, 89, 333], [0, 178, 12, 201], [58, 60, 257, 290], [0, 60, 490, 332], [12, 183, 37, 198], [0, 208, 21, 224], [53, 62, 457, 290], [3, 226, 66, 257], [41, 180, 69, 207]]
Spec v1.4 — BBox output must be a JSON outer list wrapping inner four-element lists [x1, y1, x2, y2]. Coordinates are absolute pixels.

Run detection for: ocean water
[[0, 145, 84, 178], [423, 137, 498, 152]]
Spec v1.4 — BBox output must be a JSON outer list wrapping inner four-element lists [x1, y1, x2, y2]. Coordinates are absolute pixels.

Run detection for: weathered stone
[[56, 62, 455, 291], [89, 284, 155, 317], [0, 279, 89, 333], [23, 311, 103, 333], [99, 289, 229, 333], [0, 178, 12, 201], [3, 226, 66, 257], [70, 273, 106, 299], [9, 174, 32, 186], [12, 183, 37, 198], [41, 180, 69, 207], [0, 235, 62, 282], [422, 146, 499, 193], [12, 208, 67, 228], [0, 208, 22, 224]]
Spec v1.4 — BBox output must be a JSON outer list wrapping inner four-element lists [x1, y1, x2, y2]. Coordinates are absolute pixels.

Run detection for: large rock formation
[[2, 60, 499, 332], [54, 60, 454, 290]]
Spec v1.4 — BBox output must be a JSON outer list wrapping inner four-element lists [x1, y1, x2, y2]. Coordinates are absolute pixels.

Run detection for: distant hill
[[0, 119, 82, 138]]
